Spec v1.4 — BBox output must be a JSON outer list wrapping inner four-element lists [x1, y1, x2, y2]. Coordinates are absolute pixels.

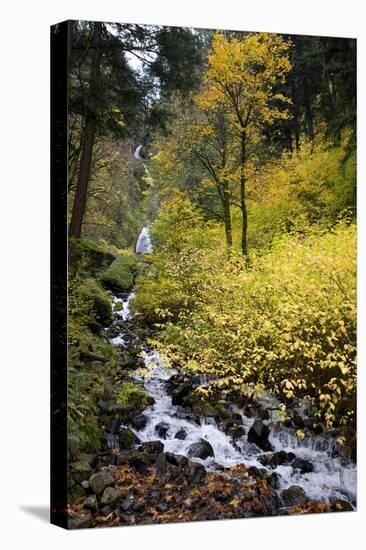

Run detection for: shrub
[[136, 220, 356, 430]]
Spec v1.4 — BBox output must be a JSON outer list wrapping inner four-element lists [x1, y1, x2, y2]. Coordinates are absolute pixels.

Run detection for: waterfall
[[134, 144, 144, 161], [136, 227, 153, 254]]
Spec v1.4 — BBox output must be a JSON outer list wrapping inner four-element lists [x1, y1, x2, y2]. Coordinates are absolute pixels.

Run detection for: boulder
[[331, 499, 353, 512], [189, 462, 206, 483], [129, 456, 148, 475], [121, 496, 137, 512], [247, 420, 274, 451], [154, 452, 166, 474], [188, 438, 214, 460], [281, 485, 307, 507], [68, 513, 93, 529], [227, 425, 246, 440], [259, 450, 295, 468], [82, 495, 98, 511], [172, 383, 192, 406], [165, 452, 188, 468], [155, 422, 170, 439], [89, 471, 114, 495], [131, 413, 148, 430], [291, 458, 314, 474], [267, 472, 281, 489], [200, 402, 219, 418], [70, 460, 92, 474], [100, 487, 123, 506], [140, 440, 164, 455], [175, 428, 187, 440]]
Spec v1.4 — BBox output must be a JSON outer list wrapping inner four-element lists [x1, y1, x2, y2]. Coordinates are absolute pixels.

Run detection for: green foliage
[[68, 334, 117, 454], [100, 250, 138, 291], [78, 277, 113, 329], [68, 273, 116, 455], [116, 382, 151, 412]]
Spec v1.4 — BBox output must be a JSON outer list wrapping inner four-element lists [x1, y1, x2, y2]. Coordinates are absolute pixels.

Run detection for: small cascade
[[136, 227, 153, 254], [134, 144, 145, 161]]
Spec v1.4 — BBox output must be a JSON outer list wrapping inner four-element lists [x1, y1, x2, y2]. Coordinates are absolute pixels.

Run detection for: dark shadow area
[[20, 506, 50, 523]]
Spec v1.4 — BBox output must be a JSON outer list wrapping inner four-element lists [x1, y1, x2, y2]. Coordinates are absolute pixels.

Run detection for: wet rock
[[189, 462, 206, 483], [331, 499, 353, 512], [171, 383, 192, 406], [89, 471, 114, 495], [247, 466, 268, 480], [141, 440, 164, 455], [165, 452, 188, 468], [82, 495, 98, 511], [259, 450, 295, 468], [188, 438, 215, 460], [291, 458, 314, 474], [247, 420, 274, 452], [101, 487, 123, 506], [281, 485, 307, 507], [81, 480, 90, 489], [228, 425, 246, 440], [119, 427, 140, 449], [267, 472, 281, 489], [131, 413, 148, 430], [282, 417, 292, 428], [311, 423, 324, 435], [68, 513, 93, 529], [200, 402, 219, 418], [155, 421, 170, 439], [175, 428, 187, 440], [155, 452, 166, 474], [292, 414, 305, 429]]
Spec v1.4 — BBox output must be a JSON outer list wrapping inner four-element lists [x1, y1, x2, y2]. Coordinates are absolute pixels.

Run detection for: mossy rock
[[72, 238, 116, 275], [100, 252, 138, 292], [78, 278, 112, 327], [119, 427, 140, 449], [115, 383, 154, 416], [281, 485, 307, 508]]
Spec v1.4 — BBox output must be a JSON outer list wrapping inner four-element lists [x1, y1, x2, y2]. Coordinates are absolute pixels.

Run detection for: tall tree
[[199, 33, 292, 257]]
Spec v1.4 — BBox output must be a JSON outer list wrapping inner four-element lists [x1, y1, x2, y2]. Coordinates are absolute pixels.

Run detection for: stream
[[106, 226, 357, 510]]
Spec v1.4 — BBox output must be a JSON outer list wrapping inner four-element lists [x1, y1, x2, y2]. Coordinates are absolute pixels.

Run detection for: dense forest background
[[63, 21, 356, 479]]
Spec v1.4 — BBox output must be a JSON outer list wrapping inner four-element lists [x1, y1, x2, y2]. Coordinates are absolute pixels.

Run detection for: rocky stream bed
[[68, 229, 356, 529]]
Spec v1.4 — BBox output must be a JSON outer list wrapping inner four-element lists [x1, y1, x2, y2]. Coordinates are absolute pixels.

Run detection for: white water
[[135, 227, 153, 254], [134, 144, 144, 161]]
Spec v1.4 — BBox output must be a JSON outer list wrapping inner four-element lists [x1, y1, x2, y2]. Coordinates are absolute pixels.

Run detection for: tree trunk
[[304, 78, 314, 142], [240, 132, 248, 258], [222, 181, 232, 251], [68, 23, 102, 241], [68, 118, 95, 239]]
